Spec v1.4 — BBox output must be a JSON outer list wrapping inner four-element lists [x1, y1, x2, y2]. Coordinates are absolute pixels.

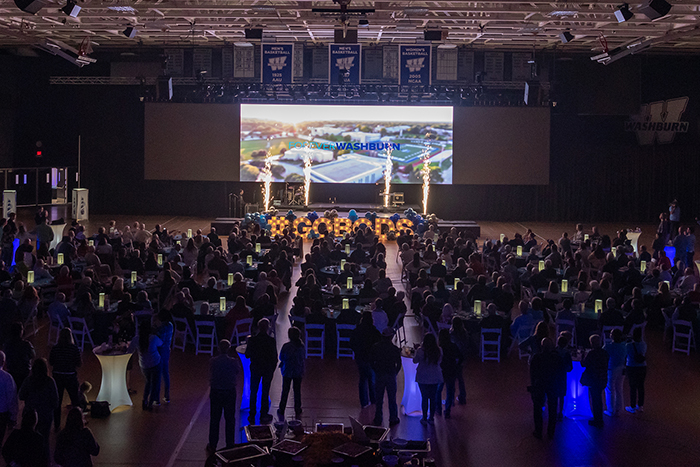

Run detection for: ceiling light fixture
[[615, 3, 634, 22]]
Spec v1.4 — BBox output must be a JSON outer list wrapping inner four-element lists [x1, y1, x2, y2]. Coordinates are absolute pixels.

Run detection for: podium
[[72, 188, 89, 221], [3, 190, 16, 219]]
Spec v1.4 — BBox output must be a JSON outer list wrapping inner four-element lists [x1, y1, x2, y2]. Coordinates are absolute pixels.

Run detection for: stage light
[[359, 16, 369, 27], [615, 3, 634, 22], [639, 0, 671, 20], [61, 0, 80, 17]]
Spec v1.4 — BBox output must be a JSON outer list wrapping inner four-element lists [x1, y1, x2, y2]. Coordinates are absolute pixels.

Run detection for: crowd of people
[[0, 206, 697, 462]]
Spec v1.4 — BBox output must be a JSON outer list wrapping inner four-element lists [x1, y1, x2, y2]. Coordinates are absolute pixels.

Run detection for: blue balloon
[[390, 213, 400, 223], [264, 213, 272, 220], [307, 211, 319, 222]]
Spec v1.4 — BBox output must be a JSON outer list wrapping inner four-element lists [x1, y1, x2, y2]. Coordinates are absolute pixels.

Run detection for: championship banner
[[261, 44, 294, 84], [2, 190, 16, 219], [399, 45, 431, 85], [329, 44, 361, 85]]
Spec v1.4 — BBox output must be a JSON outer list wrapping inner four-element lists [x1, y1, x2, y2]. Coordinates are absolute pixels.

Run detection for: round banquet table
[[236, 344, 266, 412], [93, 349, 134, 411], [400, 354, 422, 417]]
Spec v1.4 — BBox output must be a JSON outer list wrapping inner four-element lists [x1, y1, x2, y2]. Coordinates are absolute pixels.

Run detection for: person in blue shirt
[[277, 327, 305, 421], [603, 328, 626, 417]]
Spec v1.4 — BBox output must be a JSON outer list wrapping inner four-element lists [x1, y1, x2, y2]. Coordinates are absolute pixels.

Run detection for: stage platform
[[213, 207, 481, 239]]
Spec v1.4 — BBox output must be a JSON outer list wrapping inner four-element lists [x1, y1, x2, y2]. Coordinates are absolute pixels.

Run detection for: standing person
[[413, 333, 443, 425], [0, 351, 19, 446], [349, 312, 381, 409], [49, 328, 82, 431], [529, 338, 563, 439], [245, 318, 278, 425], [370, 327, 402, 427], [54, 407, 100, 467], [603, 328, 626, 417], [3, 322, 35, 389], [437, 329, 463, 419], [154, 312, 174, 404], [450, 317, 469, 405], [132, 319, 162, 411], [581, 335, 609, 428], [18, 358, 58, 442], [208, 340, 240, 454], [554, 334, 573, 420], [277, 327, 305, 421], [625, 327, 647, 414], [2, 409, 49, 467], [669, 199, 681, 240]]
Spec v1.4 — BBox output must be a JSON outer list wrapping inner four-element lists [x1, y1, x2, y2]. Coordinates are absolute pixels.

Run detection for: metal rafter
[[1, 1, 700, 51]]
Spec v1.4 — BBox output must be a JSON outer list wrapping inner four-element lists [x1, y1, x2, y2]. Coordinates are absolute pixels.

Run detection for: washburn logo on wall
[[335, 57, 355, 70], [406, 57, 425, 73], [268, 56, 287, 71], [624, 97, 690, 145]]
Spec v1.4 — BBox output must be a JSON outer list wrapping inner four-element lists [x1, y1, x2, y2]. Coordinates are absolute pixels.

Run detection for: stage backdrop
[[144, 103, 240, 181]]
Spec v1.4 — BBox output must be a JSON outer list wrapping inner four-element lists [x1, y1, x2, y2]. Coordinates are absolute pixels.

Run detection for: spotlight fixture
[[61, 0, 80, 17], [559, 31, 574, 43], [639, 0, 671, 20], [615, 3, 634, 22], [123, 26, 137, 38], [359, 16, 369, 27]]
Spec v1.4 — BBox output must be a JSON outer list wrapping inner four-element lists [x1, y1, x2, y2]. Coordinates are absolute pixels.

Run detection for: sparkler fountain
[[261, 151, 273, 212], [303, 143, 312, 206], [383, 146, 393, 208]]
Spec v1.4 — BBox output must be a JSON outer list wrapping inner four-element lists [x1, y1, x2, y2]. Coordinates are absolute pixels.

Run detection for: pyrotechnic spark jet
[[384, 146, 393, 208], [421, 135, 432, 215], [303, 143, 312, 206], [261, 151, 273, 212]]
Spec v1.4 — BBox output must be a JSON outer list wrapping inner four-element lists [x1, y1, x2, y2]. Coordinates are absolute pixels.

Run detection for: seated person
[[600, 297, 625, 327]]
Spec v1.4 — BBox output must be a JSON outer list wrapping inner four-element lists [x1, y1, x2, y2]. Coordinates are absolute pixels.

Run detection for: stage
[[213, 203, 482, 239]]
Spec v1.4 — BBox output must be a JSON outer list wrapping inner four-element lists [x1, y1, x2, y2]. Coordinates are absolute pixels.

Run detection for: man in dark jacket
[[370, 327, 402, 426], [245, 318, 278, 425], [529, 337, 564, 439], [349, 312, 381, 409], [581, 334, 609, 428]]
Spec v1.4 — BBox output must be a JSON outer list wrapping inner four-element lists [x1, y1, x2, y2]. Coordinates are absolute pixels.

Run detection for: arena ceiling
[[2, 0, 700, 54]]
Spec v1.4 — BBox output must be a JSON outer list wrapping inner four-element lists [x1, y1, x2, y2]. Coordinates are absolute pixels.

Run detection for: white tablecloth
[[94, 350, 134, 411], [400, 355, 422, 417]]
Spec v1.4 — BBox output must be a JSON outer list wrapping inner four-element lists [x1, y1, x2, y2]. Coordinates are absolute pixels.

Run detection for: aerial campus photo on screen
[[240, 104, 453, 184]]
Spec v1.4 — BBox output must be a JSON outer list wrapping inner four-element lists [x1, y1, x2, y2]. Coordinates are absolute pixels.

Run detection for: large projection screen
[[240, 104, 453, 184], [453, 107, 550, 185], [144, 103, 240, 181]]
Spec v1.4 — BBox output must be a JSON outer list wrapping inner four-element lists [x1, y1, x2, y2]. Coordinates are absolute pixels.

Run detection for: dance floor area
[[10, 208, 700, 467]]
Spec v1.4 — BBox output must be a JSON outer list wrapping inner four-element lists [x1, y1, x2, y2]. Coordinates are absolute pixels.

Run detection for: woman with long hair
[[49, 328, 82, 431], [182, 238, 198, 268], [18, 358, 58, 441], [519, 321, 549, 361], [54, 407, 100, 467], [413, 333, 443, 424]]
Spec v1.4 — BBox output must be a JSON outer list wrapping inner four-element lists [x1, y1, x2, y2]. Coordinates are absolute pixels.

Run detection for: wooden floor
[[11, 207, 700, 467]]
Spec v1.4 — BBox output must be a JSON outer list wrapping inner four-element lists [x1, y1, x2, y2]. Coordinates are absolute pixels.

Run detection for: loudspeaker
[[13, 0, 47, 14], [123, 27, 137, 38], [559, 31, 574, 43], [245, 28, 263, 40], [614, 6, 634, 22], [424, 30, 444, 41], [639, 0, 671, 20], [334, 28, 358, 43], [524, 81, 540, 106], [157, 76, 172, 101]]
